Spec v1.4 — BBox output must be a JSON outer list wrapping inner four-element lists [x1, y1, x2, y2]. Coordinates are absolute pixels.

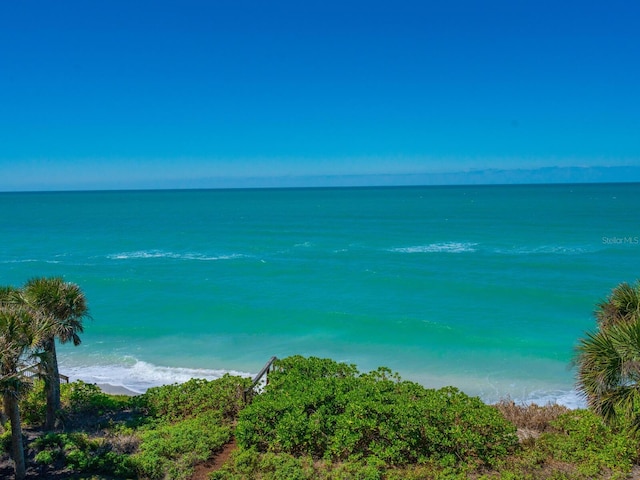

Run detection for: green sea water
[[2, 184, 639, 405]]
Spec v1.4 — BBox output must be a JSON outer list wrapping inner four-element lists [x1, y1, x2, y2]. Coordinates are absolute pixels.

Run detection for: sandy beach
[[97, 383, 140, 396]]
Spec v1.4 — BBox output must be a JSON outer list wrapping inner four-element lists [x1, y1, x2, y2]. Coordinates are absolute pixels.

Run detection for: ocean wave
[[1, 258, 39, 263], [475, 385, 586, 409], [390, 242, 478, 254], [60, 358, 253, 394], [1, 258, 62, 264], [480, 389, 585, 409], [106, 250, 245, 261], [520, 389, 586, 409]]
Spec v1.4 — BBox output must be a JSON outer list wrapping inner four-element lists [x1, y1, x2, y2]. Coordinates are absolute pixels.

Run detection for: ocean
[[2, 183, 639, 407]]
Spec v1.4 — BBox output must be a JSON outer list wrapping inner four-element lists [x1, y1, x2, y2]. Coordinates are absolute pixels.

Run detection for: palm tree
[[22, 277, 90, 430], [594, 281, 640, 329], [575, 280, 640, 429], [0, 286, 49, 480], [575, 320, 640, 428]]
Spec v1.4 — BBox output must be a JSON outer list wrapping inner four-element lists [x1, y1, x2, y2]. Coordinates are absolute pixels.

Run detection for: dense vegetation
[[2, 376, 252, 479], [1, 356, 639, 479], [235, 356, 517, 468]]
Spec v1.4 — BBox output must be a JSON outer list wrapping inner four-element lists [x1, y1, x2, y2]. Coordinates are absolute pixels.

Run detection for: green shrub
[[103, 375, 251, 479], [211, 450, 317, 480], [18, 378, 47, 425], [236, 356, 518, 469], [18, 380, 132, 426], [539, 410, 639, 476], [31, 432, 136, 477], [474, 408, 640, 480], [60, 380, 131, 414], [215, 451, 474, 480], [255, 452, 313, 480], [138, 374, 251, 422], [34, 448, 58, 465], [0, 422, 12, 455], [213, 447, 260, 479], [134, 410, 232, 479]]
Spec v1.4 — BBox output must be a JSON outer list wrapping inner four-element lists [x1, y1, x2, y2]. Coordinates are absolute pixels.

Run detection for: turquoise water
[[2, 184, 640, 405]]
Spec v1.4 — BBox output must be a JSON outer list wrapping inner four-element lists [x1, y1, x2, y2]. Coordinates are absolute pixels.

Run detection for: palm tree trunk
[[3, 392, 26, 480], [44, 339, 61, 431]]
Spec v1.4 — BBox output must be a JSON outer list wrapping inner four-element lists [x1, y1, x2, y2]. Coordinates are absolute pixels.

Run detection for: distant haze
[[2, 165, 639, 192]]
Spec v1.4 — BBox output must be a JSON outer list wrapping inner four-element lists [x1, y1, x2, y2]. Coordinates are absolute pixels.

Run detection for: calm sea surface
[[2, 184, 640, 406]]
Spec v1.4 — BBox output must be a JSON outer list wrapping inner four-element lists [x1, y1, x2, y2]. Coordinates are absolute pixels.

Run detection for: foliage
[[22, 277, 89, 347], [474, 409, 639, 480], [213, 451, 474, 480], [8, 355, 640, 479], [30, 377, 244, 479], [575, 280, 640, 428], [541, 410, 638, 476], [126, 375, 249, 479], [0, 285, 52, 480], [11, 375, 248, 479], [18, 378, 47, 425], [22, 276, 90, 430], [19, 379, 132, 428], [32, 432, 136, 477], [137, 374, 250, 422], [0, 422, 11, 455], [236, 356, 518, 469], [210, 449, 315, 480], [595, 280, 640, 329], [223, 407, 640, 480], [60, 380, 131, 414], [134, 411, 231, 479]]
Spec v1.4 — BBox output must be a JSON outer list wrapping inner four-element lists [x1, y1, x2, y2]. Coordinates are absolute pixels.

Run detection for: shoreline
[[86, 375, 585, 409], [60, 358, 585, 408], [97, 383, 141, 396], [61, 354, 585, 408]]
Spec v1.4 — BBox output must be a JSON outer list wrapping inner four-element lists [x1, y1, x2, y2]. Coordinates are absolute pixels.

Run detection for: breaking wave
[[107, 250, 245, 261], [60, 358, 254, 394], [390, 242, 479, 254]]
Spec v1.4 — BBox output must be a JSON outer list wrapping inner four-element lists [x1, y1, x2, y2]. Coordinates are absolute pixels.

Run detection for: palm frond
[[23, 276, 90, 343], [575, 295, 640, 426], [595, 281, 640, 329]]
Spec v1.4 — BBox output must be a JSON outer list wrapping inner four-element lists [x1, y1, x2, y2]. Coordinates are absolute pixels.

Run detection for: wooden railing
[[243, 356, 278, 403], [18, 364, 69, 383]]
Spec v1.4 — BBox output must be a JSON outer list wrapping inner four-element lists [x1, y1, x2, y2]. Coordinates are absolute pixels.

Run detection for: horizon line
[[2, 165, 639, 193]]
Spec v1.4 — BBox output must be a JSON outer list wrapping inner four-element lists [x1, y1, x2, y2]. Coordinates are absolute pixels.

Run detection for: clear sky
[[1, 0, 639, 191]]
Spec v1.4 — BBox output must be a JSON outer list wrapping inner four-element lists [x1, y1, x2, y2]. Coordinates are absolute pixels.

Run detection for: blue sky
[[1, 0, 639, 191]]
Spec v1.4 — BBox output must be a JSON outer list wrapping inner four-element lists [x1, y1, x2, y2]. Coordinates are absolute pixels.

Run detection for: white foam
[[519, 389, 586, 409], [390, 242, 478, 254], [106, 250, 245, 261], [60, 358, 253, 394], [1, 258, 61, 264]]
